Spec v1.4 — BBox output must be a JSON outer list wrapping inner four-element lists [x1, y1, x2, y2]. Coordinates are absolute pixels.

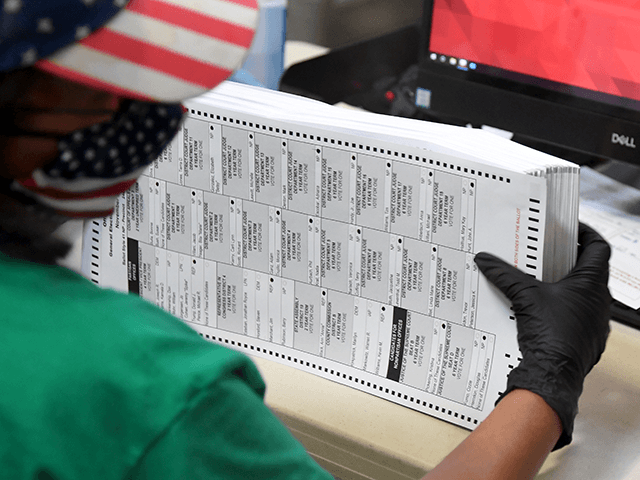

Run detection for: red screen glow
[[429, 0, 640, 102]]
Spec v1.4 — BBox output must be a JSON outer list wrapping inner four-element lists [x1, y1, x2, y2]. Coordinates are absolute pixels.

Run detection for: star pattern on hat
[[36, 18, 55, 34], [3, 0, 22, 14], [21, 48, 37, 66], [75, 25, 91, 40]]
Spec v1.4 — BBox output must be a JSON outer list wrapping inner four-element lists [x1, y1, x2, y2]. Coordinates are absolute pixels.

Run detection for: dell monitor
[[416, 0, 640, 166]]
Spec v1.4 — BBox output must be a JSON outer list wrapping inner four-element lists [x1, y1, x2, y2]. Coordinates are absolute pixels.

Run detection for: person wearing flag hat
[[0, 1, 334, 478], [0, 1, 612, 479]]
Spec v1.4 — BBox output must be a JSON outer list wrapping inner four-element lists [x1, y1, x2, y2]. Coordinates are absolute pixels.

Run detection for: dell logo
[[612, 133, 637, 148]]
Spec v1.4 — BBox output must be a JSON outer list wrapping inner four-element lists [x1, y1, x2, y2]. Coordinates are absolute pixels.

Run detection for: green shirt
[[0, 254, 332, 480]]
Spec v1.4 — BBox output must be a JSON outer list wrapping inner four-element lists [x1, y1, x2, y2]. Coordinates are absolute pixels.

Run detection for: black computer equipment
[[417, 0, 640, 166]]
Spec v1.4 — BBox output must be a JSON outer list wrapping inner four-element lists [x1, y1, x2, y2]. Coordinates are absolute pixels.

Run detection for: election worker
[[0, 2, 611, 479]]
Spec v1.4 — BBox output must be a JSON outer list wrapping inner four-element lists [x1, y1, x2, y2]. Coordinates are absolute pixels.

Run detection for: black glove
[[474, 223, 612, 450]]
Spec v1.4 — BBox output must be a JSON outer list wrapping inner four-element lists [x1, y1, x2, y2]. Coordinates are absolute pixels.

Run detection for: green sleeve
[[128, 374, 334, 480]]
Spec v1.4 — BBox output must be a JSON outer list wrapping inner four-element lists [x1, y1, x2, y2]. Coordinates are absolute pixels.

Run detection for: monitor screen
[[417, 0, 640, 164]]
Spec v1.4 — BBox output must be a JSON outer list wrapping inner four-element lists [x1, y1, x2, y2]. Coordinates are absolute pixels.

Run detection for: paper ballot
[[82, 82, 580, 430]]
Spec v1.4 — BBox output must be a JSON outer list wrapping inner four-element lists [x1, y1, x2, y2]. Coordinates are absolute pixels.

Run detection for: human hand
[[474, 223, 612, 449]]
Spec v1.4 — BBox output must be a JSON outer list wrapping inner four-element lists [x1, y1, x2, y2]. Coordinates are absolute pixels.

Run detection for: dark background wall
[[286, 0, 423, 49]]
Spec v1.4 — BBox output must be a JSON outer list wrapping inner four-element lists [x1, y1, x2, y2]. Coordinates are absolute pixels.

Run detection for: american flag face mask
[[0, 0, 259, 216], [8, 100, 184, 217]]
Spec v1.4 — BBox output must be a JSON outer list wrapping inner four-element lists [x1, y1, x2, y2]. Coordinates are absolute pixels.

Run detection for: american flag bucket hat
[[1, 0, 260, 102]]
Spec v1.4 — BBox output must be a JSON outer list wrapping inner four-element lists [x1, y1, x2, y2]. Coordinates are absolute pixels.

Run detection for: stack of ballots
[[83, 82, 580, 431]]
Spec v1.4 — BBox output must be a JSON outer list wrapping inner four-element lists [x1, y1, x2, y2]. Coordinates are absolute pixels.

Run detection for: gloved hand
[[474, 223, 612, 450]]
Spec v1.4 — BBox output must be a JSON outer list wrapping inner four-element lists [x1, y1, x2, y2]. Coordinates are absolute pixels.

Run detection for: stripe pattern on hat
[[36, 0, 259, 102]]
